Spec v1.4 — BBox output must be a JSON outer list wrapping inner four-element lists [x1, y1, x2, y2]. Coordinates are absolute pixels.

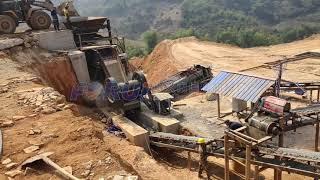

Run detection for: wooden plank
[[187, 152, 191, 170], [229, 157, 245, 167], [258, 136, 272, 144], [230, 129, 259, 143], [246, 145, 252, 180], [227, 131, 251, 145], [21, 154, 80, 180], [254, 166, 259, 180], [42, 156, 80, 180], [0, 129, 2, 158], [316, 116, 320, 152], [234, 126, 247, 132], [224, 135, 230, 180]]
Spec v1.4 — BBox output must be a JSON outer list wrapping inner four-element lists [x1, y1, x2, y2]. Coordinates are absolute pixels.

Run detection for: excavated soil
[[129, 35, 320, 180], [1, 34, 319, 179], [131, 40, 179, 87], [8, 48, 78, 100], [133, 35, 320, 86], [0, 47, 183, 180]]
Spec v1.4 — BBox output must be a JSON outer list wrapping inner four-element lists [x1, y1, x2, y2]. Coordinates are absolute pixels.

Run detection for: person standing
[[63, 3, 71, 23], [51, 7, 60, 31], [197, 138, 210, 179], [224, 120, 243, 130]]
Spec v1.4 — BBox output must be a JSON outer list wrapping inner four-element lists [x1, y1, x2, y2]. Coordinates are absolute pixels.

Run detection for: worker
[[197, 138, 210, 179], [63, 3, 71, 24], [224, 120, 243, 130], [51, 7, 60, 31]]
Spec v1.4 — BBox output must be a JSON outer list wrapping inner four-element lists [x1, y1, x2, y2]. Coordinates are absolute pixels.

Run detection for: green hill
[[59, 0, 320, 47]]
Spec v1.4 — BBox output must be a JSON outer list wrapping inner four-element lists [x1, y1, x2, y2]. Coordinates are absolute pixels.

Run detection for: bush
[[216, 29, 239, 46], [238, 30, 280, 47], [171, 28, 195, 39], [142, 31, 158, 54], [127, 45, 145, 59], [280, 25, 318, 43], [215, 28, 281, 48]]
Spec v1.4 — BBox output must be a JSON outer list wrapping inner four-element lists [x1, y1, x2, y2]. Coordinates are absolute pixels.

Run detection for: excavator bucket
[[56, 1, 79, 17], [56, 1, 106, 33]]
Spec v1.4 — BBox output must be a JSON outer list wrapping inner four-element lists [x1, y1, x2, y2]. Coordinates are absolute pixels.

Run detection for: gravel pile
[[16, 87, 70, 114]]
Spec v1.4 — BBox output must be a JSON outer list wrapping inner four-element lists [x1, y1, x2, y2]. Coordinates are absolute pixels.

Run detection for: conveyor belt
[[150, 132, 320, 178], [241, 51, 320, 72], [260, 147, 320, 163], [150, 132, 215, 143], [253, 157, 320, 178], [149, 132, 223, 153], [151, 66, 213, 94], [291, 105, 320, 116], [152, 75, 183, 93]]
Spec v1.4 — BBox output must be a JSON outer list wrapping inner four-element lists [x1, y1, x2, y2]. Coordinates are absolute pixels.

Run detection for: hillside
[[132, 35, 320, 86], [55, 0, 320, 45]]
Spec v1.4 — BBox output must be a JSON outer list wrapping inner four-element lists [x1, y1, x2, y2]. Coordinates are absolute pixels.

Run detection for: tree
[[215, 29, 239, 45], [142, 31, 158, 54], [171, 28, 195, 39]]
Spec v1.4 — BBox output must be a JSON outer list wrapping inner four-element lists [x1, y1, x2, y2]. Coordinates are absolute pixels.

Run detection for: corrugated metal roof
[[202, 71, 275, 103]]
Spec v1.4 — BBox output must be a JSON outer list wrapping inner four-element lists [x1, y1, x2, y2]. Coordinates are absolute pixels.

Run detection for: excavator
[[0, 0, 55, 33]]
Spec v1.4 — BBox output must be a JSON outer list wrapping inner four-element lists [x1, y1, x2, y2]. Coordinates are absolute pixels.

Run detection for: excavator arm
[[27, 0, 54, 11]]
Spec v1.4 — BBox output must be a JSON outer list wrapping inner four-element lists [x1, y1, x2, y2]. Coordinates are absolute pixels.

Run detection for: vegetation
[[62, 0, 320, 52], [180, 0, 320, 47], [169, 28, 195, 39], [126, 45, 145, 59], [142, 31, 158, 54]]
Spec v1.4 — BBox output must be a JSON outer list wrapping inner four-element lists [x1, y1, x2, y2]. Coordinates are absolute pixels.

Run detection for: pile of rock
[[22, 34, 39, 48], [16, 87, 70, 114], [0, 38, 24, 51], [110, 171, 138, 180]]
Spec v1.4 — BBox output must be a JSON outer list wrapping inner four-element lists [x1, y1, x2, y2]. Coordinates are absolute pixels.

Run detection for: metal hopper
[[64, 16, 108, 33]]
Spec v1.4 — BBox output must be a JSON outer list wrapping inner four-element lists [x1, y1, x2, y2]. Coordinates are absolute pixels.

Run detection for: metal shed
[[202, 71, 275, 117]]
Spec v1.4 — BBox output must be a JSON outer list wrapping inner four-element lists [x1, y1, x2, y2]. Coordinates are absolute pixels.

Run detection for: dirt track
[[136, 35, 320, 86]]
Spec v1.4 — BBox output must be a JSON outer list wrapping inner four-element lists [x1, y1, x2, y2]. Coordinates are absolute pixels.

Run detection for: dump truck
[[0, 0, 54, 33]]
